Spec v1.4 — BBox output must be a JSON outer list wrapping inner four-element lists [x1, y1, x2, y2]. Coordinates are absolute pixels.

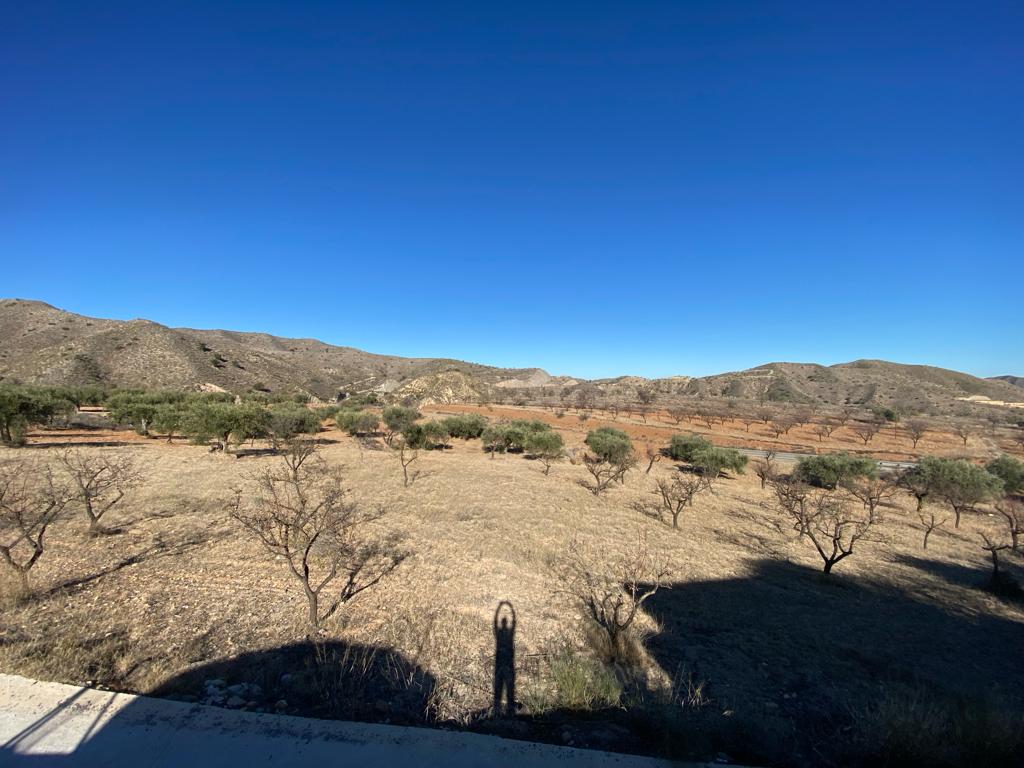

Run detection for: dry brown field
[[424, 403, 1023, 462], [2, 419, 1023, 765]]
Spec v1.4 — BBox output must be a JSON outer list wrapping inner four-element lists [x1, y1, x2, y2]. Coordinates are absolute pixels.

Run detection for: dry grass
[[1, 423, 1022, 765]]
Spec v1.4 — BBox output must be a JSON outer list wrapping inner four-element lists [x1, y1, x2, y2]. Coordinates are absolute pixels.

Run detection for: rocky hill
[[991, 375, 1024, 389], [0, 299, 561, 403], [661, 360, 1024, 415], [1, 299, 1019, 414]]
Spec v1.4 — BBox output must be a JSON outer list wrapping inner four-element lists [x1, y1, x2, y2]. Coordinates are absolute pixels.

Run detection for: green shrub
[[401, 423, 428, 449], [585, 427, 633, 464], [668, 433, 713, 462], [383, 406, 420, 441], [420, 420, 451, 448], [0, 384, 74, 445], [441, 414, 488, 439], [987, 455, 1024, 496], [525, 646, 622, 713], [691, 446, 747, 478], [795, 453, 877, 489], [266, 404, 321, 444], [335, 409, 380, 436], [481, 419, 551, 453]]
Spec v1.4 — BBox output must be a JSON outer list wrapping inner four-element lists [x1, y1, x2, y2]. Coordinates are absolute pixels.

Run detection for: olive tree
[[382, 406, 420, 446], [581, 428, 636, 495], [525, 430, 564, 475], [0, 385, 74, 446], [265, 404, 321, 450], [794, 453, 876, 489], [933, 459, 1004, 528], [986, 455, 1024, 496]]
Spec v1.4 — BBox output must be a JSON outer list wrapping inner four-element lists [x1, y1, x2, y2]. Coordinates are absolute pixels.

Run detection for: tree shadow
[[895, 551, 1024, 600], [37, 533, 218, 600], [638, 558, 1024, 764], [23, 440, 142, 450]]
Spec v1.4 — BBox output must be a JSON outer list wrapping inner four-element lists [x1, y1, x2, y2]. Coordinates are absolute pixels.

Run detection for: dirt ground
[[1, 421, 1023, 765], [423, 403, 1023, 462]]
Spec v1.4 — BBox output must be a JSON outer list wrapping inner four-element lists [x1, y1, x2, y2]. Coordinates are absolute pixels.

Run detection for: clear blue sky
[[2, 2, 1021, 379]]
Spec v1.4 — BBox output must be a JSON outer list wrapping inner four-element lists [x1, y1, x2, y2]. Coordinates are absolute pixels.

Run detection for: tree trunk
[[306, 589, 320, 628]]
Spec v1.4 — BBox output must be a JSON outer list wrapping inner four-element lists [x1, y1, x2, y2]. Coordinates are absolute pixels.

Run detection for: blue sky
[[2, 2, 1021, 378]]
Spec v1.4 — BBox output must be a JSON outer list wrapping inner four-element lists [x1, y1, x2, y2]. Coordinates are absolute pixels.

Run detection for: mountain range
[[1, 298, 1020, 415]]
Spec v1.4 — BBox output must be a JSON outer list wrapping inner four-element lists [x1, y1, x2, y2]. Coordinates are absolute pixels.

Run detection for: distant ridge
[[1, 298, 1021, 413], [991, 375, 1024, 389]]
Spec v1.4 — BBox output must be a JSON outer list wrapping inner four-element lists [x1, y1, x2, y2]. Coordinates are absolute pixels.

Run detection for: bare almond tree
[[995, 498, 1023, 551], [581, 454, 620, 495], [696, 408, 716, 430], [773, 417, 800, 438], [851, 420, 882, 445], [230, 461, 407, 629], [0, 461, 73, 593], [560, 533, 671, 662], [980, 533, 1012, 583], [57, 450, 141, 535], [813, 423, 835, 442], [642, 443, 661, 474], [754, 450, 777, 489], [667, 408, 688, 425], [954, 423, 972, 447], [772, 481, 878, 573], [395, 438, 419, 487], [836, 406, 856, 427], [918, 509, 948, 549], [904, 419, 929, 449], [841, 474, 898, 523], [654, 475, 705, 528], [282, 436, 319, 480], [740, 415, 758, 433]]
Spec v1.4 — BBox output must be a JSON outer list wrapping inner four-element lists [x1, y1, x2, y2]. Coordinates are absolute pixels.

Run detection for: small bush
[[524, 646, 622, 713]]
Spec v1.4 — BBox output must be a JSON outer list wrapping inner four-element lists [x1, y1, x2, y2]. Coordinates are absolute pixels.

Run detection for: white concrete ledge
[[0, 673, 709, 767]]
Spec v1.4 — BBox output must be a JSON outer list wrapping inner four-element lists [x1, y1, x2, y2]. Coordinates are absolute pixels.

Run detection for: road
[[0, 674, 731, 768], [732, 446, 917, 471]]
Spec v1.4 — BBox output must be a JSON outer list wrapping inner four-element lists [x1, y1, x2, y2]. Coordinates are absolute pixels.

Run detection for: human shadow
[[493, 601, 516, 717], [0, 640, 437, 765]]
